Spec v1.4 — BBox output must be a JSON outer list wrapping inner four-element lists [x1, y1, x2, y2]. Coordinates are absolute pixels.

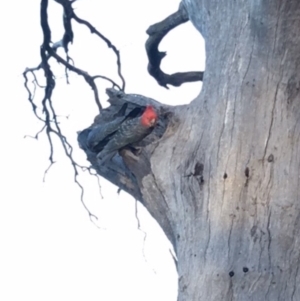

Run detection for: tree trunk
[[78, 0, 300, 300], [149, 0, 300, 300], [142, 0, 300, 301]]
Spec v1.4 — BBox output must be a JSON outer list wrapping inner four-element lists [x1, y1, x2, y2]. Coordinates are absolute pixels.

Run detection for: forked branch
[[145, 2, 203, 88], [23, 0, 126, 218]]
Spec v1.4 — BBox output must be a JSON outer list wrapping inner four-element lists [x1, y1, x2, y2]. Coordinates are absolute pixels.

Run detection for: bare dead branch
[[24, 125, 47, 140], [23, 0, 117, 219], [71, 15, 126, 91], [47, 48, 103, 112], [23, 0, 129, 219], [93, 75, 122, 91], [23, 67, 45, 121], [145, 2, 203, 88], [54, 0, 125, 91]]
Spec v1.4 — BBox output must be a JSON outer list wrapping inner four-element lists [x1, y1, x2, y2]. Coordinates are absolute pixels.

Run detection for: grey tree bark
[[161, 0, 300, 300], [79, 0, 300, 300]]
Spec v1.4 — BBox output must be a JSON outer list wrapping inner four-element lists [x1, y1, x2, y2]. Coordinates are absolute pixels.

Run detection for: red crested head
[[140, 106, 158, 127]]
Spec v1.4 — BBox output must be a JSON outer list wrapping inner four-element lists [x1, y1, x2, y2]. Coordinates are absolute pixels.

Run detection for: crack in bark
[[204, 218, 211, 262], [152, 172, 171, 212], [263, 85, 278, 162], [264, 274, 273, 300], [216, 79, 232, 167], [266, 209, 272, 268], [203, 157, 212, 263], [242, 39, 255, 83], [272, 1, 282, 58], [206, 156, 212, 221], [248, 273, 262, 293], [227, 216, 234, 262], [292, 259, 300, 300]]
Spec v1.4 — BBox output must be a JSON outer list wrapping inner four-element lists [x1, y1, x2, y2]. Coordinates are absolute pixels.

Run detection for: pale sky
[[0, 1, 204, 300]]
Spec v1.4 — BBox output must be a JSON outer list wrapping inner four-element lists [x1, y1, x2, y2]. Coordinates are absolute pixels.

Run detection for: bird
[[96, 105, 158, 164], [86, 104, 140, 151]]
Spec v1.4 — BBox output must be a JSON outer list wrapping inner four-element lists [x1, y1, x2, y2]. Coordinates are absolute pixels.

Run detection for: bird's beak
[[149, 118, 156, 126]]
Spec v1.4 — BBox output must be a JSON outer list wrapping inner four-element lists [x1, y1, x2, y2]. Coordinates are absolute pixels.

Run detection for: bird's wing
[[98, 117, 153, 161], [87, 106, 145, 151]]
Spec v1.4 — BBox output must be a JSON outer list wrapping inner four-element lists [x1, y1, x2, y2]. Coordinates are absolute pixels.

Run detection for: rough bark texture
[[79, 1, 300, 300], [172, 0, 300, 300]]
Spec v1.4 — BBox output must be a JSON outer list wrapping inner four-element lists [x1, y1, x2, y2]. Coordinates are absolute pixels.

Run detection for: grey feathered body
[[97, 116, 153, 162]]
